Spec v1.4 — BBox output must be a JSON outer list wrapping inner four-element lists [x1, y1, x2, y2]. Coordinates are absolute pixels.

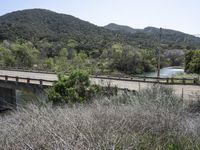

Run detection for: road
[[91, 78, 200, 101], [0, 69, 58, 80], [0, 69, 199, 101]]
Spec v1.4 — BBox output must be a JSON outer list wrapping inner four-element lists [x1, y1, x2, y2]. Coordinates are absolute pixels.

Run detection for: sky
[[0, 0, 200, 34]]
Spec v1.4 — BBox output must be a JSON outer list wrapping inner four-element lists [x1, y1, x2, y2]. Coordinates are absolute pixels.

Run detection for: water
[[143, 67, 184, 77]]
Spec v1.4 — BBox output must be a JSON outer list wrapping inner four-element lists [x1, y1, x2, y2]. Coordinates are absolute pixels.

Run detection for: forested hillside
[[105, 24, 200, 50], [104, 23, 142, 34], [1, 9, 200, 50], [0, 9, 121, 51], [0, 9, 199, 74]]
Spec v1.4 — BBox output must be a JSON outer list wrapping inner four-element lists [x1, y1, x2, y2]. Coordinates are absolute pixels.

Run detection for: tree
[[72, 52, 89, 69], [47, 70, 95, 104], [185, 50, 200, 74], [66, 39, 77, 59], [0, 44, 15, 66], [185, 50, 194, 72], [11, 42, 39, 67], [112, 45, 144, 74]]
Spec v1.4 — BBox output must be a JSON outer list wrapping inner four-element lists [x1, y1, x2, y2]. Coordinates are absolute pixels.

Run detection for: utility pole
[[157, 28, 162, 78]]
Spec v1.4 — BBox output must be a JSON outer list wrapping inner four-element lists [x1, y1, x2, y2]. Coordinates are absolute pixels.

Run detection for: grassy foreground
[[1, 86, 200, 149]]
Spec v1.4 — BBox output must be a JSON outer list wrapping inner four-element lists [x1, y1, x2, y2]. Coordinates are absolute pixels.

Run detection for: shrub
[[185, 50, 200, 74], [2, 86, 200, 149], [47, 69, 97, 104]]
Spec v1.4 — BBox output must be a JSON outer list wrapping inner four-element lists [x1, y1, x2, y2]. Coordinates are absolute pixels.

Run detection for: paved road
[[0, 69, 57, 86], [0, 69, 199, 101], [0, 69, 58, 80], [91, 78, 200, 101]]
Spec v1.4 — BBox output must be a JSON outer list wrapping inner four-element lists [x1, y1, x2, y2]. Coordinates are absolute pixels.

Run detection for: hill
[[104, 23, 141, 34], [0, 9, 200, 50], [0, 9, 199, 74], [104, 24, 200, 49], [0, 9, 117, 43]]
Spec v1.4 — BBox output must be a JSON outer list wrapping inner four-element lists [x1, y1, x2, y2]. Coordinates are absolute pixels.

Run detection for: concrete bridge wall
[[0, 80, 47, 110], [0, 87, 16, 110]]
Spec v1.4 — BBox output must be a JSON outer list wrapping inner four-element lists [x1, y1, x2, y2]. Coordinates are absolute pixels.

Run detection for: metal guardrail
[[0, 75, 56, 86], [0, 67, 199, 86], [91, 75, 200, 85], [0, 75, 199, 86]]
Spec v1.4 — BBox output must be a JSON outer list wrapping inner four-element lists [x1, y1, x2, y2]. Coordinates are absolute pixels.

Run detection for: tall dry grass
[[1, 85, 200, 149]]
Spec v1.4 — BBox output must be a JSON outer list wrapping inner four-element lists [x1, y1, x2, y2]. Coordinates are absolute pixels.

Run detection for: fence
[[91, 75, 200, 85], [0, 67, 199, 86], [0, 75, 55, 86]]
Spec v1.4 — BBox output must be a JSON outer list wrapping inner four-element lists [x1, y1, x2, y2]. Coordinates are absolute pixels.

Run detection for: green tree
[[185, 50, 194, 72], [44, 58, 55, 69], [72, 52, 89, 69], [47, 70, 96, 104], [140, 49, 156, 72], [0, 44, 15, 66], [66, 39, 77, 59], [185, 50, 200, 74], [112, 45, 144, 74], [11, 42, 39, 67]]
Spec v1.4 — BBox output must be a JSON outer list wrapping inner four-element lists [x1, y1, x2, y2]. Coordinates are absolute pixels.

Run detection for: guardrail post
[[143, 76, 146, 82], [166, 78, 169, 83], [16, 77, 19, 83], [182, 78, 185, 84], [5, 76, 8, 81], [171, 77, 174, 84], [193, 78, 198, 84], [27, 78, 30, 83], [40, 79, 43, 86]]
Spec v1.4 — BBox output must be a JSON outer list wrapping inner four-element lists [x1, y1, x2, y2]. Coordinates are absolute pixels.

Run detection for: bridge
[[0, 69, 199, 110]]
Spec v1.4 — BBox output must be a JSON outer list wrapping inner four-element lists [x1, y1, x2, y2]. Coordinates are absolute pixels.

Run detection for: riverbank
[[143, 66, 184, 77], [173, 73, 200, 79]]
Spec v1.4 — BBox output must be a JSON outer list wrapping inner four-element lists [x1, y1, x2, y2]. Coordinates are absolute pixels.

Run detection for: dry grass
[[1, 85, 200, 149]]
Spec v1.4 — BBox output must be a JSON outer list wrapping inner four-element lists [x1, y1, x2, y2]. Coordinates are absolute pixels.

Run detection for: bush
[[2, 86, 200, 149], [185, 50, 200, 74], [47, 69, 97, 104]]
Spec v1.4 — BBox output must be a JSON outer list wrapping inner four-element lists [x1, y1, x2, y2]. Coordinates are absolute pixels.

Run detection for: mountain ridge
[[104, 23, 200, 49], [0, 9, 200, 50], [104, 23, 142, 34], [105, 23, 199, 39]]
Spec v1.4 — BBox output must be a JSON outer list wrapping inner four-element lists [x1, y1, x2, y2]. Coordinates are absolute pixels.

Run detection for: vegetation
[[105, 23, 200, 50], [185, 50, 200, 74], [0, 41, 39, 67], [164, 49, 185, 66], [173, 72, 199, 79], [1, 8, 200, 150], [47, 70, 99, 104], [47, 69, 118, 104], [111, 46, 155, 74], [1, 9, 200, 50], [0, 40, 157, 75], [0, 9, 120, 50], [1, 86, 200, 149], [0, 9, 200, 75]]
